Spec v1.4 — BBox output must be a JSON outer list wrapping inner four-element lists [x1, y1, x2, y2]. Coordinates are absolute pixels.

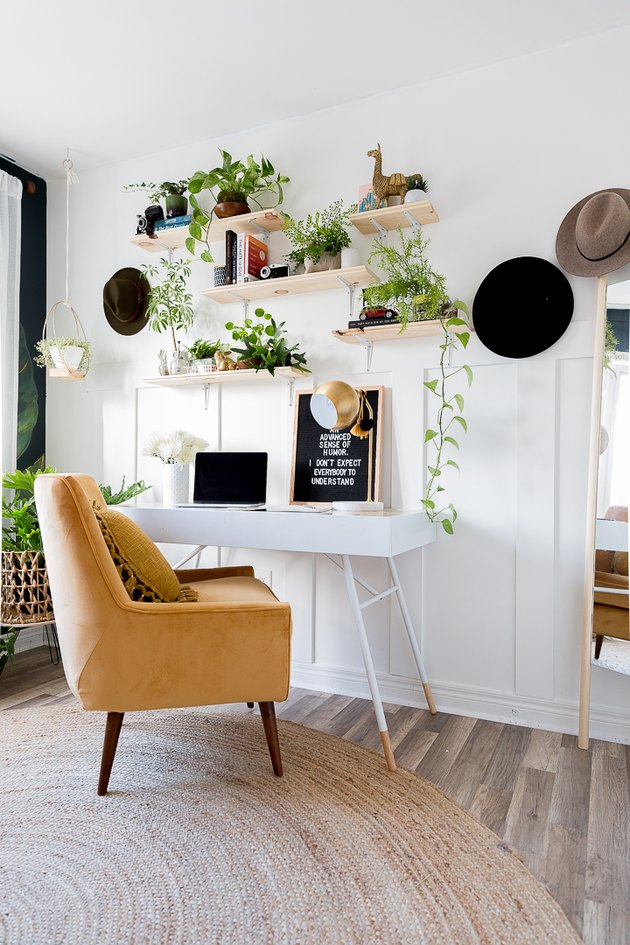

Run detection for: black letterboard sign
[[290, 387, 383, 504]]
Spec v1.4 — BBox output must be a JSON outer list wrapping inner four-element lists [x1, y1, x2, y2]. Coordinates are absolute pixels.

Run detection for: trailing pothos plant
[[422, 304, 472, 535], [363, 227, 473, 533]]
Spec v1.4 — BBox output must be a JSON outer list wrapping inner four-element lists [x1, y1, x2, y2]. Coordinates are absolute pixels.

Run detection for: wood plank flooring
[[2, 647, 630, 945]]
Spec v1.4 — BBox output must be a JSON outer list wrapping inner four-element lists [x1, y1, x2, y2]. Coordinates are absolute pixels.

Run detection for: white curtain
[[0, 170, 22, 475]]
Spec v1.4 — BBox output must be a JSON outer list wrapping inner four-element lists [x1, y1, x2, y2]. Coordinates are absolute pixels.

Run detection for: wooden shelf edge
[[141, 366, 308, 386], [129, 209, 285, 254], [349, 201, 439, 235], [200, 265, 378, 303], [332, 321, 445, 343]]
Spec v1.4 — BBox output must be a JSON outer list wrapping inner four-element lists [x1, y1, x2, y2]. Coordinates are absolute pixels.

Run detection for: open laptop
[[178, 451, 268, 509]]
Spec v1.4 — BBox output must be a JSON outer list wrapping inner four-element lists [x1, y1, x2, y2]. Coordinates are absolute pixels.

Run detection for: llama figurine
[[367, 144, 408, 205]]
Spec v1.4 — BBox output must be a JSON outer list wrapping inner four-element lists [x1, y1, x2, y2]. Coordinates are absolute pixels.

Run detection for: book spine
[[245, 234, 268, 278], [153, 214, 191, 230], [347, 318, 401, 328], [225, 230, 235, 285], [231, 232, 237, 284], [236, 233, 245, 283]]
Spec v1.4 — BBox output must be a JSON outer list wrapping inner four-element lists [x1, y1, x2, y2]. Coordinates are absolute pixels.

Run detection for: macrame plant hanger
[[40, 152, 90, 380]]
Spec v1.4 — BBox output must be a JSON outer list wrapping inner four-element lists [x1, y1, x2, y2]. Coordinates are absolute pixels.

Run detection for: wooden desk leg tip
[[423, 682, 437, 715], [380, 730, 397, 771]]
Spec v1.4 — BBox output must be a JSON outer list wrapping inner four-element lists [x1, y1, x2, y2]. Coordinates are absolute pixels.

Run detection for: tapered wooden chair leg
[[258, 702, 283, 777], [594, 635, 604, 659], [98, 712, 124, 796]]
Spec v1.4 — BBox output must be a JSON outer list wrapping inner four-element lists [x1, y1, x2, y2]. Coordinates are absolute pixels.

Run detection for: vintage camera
[[136, 204, 165, 237], [260, 263, 289, 280]]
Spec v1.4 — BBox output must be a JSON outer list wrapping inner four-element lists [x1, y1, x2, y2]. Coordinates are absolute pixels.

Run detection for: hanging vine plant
[[364, 228, 473, 533]]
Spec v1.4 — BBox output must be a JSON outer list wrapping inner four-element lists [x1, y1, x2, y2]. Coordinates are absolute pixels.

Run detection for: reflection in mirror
[[593, 279, 630, 674]]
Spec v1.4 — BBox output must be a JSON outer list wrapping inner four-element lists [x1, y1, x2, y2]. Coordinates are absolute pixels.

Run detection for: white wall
[[46, 25, 630, 741]]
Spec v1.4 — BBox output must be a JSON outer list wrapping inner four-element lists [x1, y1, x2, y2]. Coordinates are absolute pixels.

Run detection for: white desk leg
[[341, 554, 397, 772], [387, 556, 437, 715]]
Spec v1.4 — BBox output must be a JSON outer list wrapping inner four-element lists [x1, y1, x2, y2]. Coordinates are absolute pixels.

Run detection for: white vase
[[404, 190, 428, 204], [51, 344, 84, 370], [163, 464, 189, 506], [341, 247, 360, 269], [304, 252, 341, 273]]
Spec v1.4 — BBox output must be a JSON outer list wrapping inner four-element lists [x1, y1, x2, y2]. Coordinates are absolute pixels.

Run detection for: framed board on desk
[[290, 387, 383, 504]]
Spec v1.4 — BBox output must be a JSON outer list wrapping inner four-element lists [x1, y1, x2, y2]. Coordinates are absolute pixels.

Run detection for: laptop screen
[[193, 452, 268, 505]]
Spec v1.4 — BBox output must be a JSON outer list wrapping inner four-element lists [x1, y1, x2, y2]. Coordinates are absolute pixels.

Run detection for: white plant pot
[[341, 247, 360, 269], [50, 344, 84, 370], [163, 464, 189, 507], [404, 190, 428, 204], [304, 252, 341, 274]]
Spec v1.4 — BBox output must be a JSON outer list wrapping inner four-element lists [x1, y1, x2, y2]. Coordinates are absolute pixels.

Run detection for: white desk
[[121, 505, 437, 770]]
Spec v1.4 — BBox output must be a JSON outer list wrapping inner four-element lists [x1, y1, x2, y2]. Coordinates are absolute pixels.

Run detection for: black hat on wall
[[103, 267, 150, 336], [472, 256, 574, 359]]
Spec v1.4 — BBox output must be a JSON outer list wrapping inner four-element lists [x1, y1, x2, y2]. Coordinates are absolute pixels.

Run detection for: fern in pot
[[281, 200, 356, 273]]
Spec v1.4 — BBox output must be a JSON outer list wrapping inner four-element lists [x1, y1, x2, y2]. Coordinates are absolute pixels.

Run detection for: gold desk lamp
[[309, 381, 375, 502]]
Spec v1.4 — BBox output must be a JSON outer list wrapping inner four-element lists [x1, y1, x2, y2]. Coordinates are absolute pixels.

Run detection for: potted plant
[[35, 337, 91, 374], [225, 308, 310, 376], [186, 150, 289, 259], [98, 477, 152, 505], [281, 200, 356, 273], [364, 228, 472, 535], [405, 173, 429, 203], [123, 180, 189, 218], [143, 430, 209, 506], [141, 257, 195, 356], [187, 338, 227, 374], [1, 466, 56, 674]]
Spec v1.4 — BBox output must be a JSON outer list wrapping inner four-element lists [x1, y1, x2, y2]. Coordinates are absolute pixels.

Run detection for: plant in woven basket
[[2, 467, 56, 655]]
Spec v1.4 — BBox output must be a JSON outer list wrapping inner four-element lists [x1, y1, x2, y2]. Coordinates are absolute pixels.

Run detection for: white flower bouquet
[[143, 430, 209, 466]]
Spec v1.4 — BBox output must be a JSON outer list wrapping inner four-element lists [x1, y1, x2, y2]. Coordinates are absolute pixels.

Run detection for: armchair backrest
[[34, 474, 131, 697]]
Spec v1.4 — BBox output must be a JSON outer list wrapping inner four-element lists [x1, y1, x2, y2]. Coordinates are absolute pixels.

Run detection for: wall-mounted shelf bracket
[[204, 383, 211, 411], [402, 209, 422, 233], [167, 247, 174, 264], [336, 273, 359, 321], [250, 222, 270, 241], [288, 377, 295, 406], [361, 338, 374, 372], [366, 216, 388, 240]]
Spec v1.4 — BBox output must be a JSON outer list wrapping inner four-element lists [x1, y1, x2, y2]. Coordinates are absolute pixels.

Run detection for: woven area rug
[[0, 704, 580, 945]]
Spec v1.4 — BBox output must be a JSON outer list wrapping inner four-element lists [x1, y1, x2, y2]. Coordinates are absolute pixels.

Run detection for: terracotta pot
[[235, 358, 261, 370], [214, 201, 250, 219]]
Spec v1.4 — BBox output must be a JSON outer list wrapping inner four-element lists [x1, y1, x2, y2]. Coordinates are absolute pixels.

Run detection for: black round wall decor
[[472, 256, 574, 359]]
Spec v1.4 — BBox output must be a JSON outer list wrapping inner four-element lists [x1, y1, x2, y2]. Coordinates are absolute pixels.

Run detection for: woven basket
[[0, 550, 54, 626]]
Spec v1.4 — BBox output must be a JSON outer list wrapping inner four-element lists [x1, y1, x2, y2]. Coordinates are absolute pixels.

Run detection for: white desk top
[[120, 505, 436, 557], [596, 518, 628, 552]]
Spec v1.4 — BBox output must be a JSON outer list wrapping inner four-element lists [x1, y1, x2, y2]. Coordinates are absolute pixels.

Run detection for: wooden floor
[[2, 647, 630, 945]]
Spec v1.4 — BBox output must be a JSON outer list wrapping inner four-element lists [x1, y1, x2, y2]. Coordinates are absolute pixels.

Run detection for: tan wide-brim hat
[[556, 188, 630, 277], [103, 267, 150, 336]]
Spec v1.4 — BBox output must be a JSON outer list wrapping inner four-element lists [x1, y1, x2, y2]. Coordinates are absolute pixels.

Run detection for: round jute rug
[[0, 704, 580, 945]]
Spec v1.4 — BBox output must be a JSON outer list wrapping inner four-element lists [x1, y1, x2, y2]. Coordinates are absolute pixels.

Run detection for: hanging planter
[[36, 154, 92, 381], [36, 301, 91, 380]]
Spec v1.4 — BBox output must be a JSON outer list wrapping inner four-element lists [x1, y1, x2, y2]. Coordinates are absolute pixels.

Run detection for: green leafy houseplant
[[122, 180, 189, 202], [363, 226, 472, 533], [186, 150, 289, 261], [281, 200, 356, 270], [98, 477, 152, 505], [141, 258, 195, 353], [35, 337, 91, 373], [2, 466, 56, 667], [406, 173, 429, 193], [187, 339, 225, 361], [422, 307, 473, 535], [225, 308, 310, 376], [363, 227, 450, 326]]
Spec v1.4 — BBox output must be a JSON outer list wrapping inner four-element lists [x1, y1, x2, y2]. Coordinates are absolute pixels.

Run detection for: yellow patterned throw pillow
[[95, 508, 198, 603]]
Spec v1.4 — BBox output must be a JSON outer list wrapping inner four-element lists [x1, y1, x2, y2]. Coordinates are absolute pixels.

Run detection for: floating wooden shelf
[[200, 265, 378, 304], [349, 201, 439, 236], [141, 366, 307, 387], [129, 209, 285, 254], [332, 321, 445, 344]]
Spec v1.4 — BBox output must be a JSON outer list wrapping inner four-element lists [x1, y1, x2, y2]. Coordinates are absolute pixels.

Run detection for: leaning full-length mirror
[[592, 278, 630, 674]]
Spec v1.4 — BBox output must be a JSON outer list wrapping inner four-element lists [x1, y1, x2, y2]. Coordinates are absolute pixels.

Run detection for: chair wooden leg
[[246, 702, 254, 708], [258, 702, 283, 777], [98, 712, 124, 796], [594, 635, 604, 660]]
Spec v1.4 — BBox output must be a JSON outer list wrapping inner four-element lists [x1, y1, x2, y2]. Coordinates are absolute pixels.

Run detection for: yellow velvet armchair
[[34, 474, 292, 794]]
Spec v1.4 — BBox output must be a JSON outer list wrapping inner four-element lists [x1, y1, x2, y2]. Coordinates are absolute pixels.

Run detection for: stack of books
[[153, 214, 192, 232], [347, 314, 401, 329], [225, 230, 269, 284]]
